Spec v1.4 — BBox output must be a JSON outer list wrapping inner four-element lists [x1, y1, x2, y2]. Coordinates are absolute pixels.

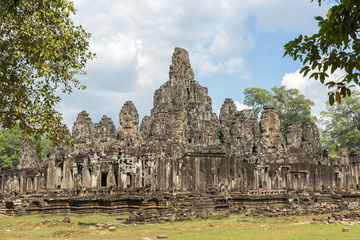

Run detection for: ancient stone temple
[[1, 47, 360, 217]]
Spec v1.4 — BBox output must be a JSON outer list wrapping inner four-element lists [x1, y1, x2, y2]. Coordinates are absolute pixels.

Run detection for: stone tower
[[141, 47, 220, 149], [118, 101, 140, 147], [18, 139, 39, 169]]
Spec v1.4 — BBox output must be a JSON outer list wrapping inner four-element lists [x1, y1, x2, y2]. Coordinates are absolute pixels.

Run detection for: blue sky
[[58, 0, 339, 129]]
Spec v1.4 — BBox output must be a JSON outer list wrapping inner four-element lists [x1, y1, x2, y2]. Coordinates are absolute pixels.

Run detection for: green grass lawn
[[0, 213, 359, 239]]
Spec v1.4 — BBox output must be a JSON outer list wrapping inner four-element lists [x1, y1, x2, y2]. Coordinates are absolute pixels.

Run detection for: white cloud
[[234, 101, 252, 111], [281, 68, 358, 121], [216, 101, 251, 117], [239, 0, 332, 33], [223, 57, 251, 78], [281, 70, 328, 120], [57, 0, 333, 129]]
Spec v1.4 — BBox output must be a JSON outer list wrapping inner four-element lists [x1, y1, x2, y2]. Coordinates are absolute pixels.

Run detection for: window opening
[[101, 172, 107, 187]]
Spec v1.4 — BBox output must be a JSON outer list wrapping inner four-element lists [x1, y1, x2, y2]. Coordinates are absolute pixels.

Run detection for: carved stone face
[[19, 139, 38, 169], [119, 101, 139, 128]]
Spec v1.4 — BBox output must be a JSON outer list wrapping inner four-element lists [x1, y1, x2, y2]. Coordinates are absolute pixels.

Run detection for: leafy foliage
[[0, 125, 53, 171], [243, 87, 272, 118], [284, 0, 360, 104], [35, 136, 53, 162], [270, 86, 315, 135], [320, 91, 360, 154], [0, 125, 23, 172], [243, 86, 315, 135], [0, 0, 95, 145]]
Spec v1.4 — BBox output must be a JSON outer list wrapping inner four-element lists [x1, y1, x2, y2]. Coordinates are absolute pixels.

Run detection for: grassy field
[[1, 213, 360, 240]]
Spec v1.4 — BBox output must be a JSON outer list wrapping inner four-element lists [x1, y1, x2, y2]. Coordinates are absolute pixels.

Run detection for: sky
[[57, 0, 339, 130]]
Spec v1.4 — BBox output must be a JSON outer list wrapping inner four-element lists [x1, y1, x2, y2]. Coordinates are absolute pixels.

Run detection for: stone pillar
[[193, 157, 200, 192], [63, 158, 68, 188], [20, 173, 26, 194], [47, 155, 56, 189], [82, 159, 89, 189]]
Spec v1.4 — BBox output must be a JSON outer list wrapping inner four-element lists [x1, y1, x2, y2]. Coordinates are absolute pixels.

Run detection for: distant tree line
[[320, 91, 360, 154], [0, 125, 53, 172], [243, 87, 360, 156], [243, 86, 315, 136]]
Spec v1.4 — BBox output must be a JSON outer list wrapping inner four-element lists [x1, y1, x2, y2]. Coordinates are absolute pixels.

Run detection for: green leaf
[[340, 87, 347, 97], [347, 88, 351, 97], [320, 74, 325, 83], [326, 8, 332, 19], [329, 93, 335, 105], [331, 63, 337, 73]]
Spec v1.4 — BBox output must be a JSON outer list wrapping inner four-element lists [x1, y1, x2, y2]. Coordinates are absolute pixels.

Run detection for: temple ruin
[[1, 47, 360, 218]]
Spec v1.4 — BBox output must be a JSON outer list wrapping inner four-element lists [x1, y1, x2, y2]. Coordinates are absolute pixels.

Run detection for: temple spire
[[169, 47, 194, 83]]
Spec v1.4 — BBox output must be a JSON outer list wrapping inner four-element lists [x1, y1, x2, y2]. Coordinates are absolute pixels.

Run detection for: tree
[[0, 125, 23, 172], [320, 91, 360, 154], [0, 0, 95, 145], [243, 87, 272, 118], [284, 0, 360, 105], [270, 86, 315, 135], [35, 136, 53, 161], [0, 124, 53, 171], [243, 86, 315, 136]]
